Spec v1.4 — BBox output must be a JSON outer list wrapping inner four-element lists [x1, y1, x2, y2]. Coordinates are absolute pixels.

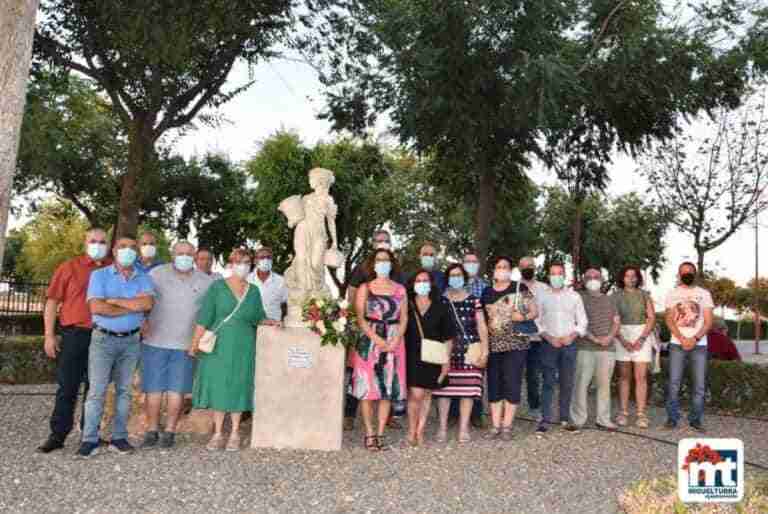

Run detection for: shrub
[[619, 474, 768, 513], [0, 314, 45, 336], [0, 336, 56, 384]]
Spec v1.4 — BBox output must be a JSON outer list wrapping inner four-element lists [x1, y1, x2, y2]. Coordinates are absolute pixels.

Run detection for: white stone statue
[[279, 167, 343, 327]]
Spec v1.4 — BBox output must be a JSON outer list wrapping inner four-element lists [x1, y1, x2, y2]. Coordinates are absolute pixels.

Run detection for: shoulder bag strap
[[411, 301, 426, 340], [447, 298, 468, 341], [212, 283, 250, 334]]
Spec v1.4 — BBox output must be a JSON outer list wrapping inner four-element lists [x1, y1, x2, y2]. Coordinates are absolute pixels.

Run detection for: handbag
[[198, 284, 250, 353], [412, 302, 449, 365], [447, 298, 485, 368]]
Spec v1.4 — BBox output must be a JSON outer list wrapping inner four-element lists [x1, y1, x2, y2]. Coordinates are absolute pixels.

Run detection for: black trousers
[[49, 327, 91, 439]]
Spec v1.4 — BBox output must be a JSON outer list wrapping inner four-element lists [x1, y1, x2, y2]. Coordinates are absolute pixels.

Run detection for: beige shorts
[[615, 325, 652, 363]]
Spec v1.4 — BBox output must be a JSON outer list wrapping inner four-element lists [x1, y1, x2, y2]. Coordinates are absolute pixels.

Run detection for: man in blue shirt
[[78, 236, 155, 458]]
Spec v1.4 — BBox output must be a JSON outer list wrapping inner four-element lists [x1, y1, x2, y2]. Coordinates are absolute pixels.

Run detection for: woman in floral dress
[[350, 249, 408, 451]]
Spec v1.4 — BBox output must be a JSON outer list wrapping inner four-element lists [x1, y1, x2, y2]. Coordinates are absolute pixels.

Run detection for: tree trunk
[[475, 168, 496, 269], [571, 198, 584, 282], [696, 249, 705, 277], [0, 0, 39, 272], [116, 117, 154, 238]]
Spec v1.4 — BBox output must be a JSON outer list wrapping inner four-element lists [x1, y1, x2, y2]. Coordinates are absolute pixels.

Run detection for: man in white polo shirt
[[248, 246, 287, 326]]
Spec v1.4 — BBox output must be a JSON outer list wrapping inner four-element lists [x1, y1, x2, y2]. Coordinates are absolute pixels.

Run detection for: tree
[[0, 0, 39, 273], [1, 230, 31, 281], [311, 0, 765, 264], [34, 0, 300, 238], [15, 201, 89, 281], [244, 131, 416, 297], [539, 187, 669, 287], [701, 274, 738, 317], [642, 89, 768, 275]]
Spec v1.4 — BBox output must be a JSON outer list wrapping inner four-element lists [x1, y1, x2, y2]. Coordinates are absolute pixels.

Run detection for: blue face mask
[[550, 275, 565, 289], [414, 281, 431, 297], [463, 262, 479, 276], [375, 261, 392, 277], [420, 255, 435, 269], [174, 255, 194, 272], [448, 276, 465, 290], [257, 259, 273, 272], [116, 247, 137, 267]]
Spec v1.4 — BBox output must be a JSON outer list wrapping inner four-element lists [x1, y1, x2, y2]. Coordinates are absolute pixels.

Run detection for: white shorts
[[615, 325, 652, 363]]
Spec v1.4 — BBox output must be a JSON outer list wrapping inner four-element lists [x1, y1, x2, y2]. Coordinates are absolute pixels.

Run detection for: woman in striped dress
[[434, 263, 489, 443]]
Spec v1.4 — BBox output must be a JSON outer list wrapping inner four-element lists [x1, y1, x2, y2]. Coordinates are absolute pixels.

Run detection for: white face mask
[[87, 243, 108, 261], [585, 279, 602, 292], [234, 263, 251, 278], [374, 241, 391, 250], [141, 244, 157, 259]]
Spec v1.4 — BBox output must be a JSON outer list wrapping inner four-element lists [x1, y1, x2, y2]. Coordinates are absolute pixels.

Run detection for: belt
[[365, 317, 399, 325], [60, 326, 92, 332], [94, 326, 140, 338]]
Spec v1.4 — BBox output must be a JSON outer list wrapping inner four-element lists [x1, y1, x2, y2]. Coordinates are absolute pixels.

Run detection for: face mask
[[521, 268, 535, 281], [550, 275, 565, 289], [87, 243, 107, 261], [420, 255, 435, 269], [374, 241, 390, 250], [234, 263, 251, 279], [256, 258, 273, 272], [375, 261, 392, 277], [173, 255, 194, 272], [141, 244, 157, 259], [494, 270, 511, 282], [463, 262, 479, 276], [116, 248, 137, 267], [585, 279, 601, 292], [448, 276, 465, 290], [680, 273, 695, 286], [414, 282, 431, 297]]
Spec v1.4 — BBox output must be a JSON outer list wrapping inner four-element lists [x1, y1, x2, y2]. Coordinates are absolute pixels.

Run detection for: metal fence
[[0, 279, 48, 314]]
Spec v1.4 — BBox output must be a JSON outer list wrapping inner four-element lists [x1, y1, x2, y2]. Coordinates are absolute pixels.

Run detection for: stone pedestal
[[251, 326, 345, 451]]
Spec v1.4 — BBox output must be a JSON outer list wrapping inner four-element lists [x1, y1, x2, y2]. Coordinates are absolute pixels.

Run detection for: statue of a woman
[[279, 167, 341, 327]]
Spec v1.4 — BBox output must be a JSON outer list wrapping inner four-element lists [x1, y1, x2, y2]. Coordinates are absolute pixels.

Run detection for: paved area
[[1, 384, 765, 514]]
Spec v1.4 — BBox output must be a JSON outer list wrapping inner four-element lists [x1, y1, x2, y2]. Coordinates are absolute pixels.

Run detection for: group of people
[[36, 226, 715, 458], [38, 230, 288, 457], [343, 232, 715, 451]]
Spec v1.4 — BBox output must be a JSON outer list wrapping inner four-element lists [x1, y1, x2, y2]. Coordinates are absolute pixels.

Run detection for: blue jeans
[[82, 331, 141, 443], [526, 340, 543, 410], [540, 343, 577, 423], [666, 344, 708, 425]]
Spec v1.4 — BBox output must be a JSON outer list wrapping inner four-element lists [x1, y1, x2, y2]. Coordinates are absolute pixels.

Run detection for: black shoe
[[535, 423, 549, 436], [37, 435, 65, 454], [241, 412, 252, 423], [563, 424, 581, 434], [158, 432, 176, 449], [108, 439, 135, 454], [689, 421, 706, 432], [664, 419, 678, 430], [142, 431, 159, 449], [75, 442, 100, 459], [595, 423, 618, 432]]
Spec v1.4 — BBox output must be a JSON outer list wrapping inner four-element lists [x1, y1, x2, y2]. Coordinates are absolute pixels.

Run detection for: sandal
[[483, 427, 501, 440], [375, 435, 391, 451], [501, 427, 514, 442], [206, 433, 224, 451], [364, 435, 380, 452], [616, 411, 629, 427], [225, 435, 241, 452], [636, 412, 649, 429], [435, 429, 448, 443]]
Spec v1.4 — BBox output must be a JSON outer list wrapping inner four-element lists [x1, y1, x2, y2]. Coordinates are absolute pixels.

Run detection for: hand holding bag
[[198, 284, 250, 353], [413, 302, 449, 365]]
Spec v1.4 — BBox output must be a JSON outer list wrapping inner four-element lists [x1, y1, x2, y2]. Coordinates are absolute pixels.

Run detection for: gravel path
[[1, 384, 765, 514]]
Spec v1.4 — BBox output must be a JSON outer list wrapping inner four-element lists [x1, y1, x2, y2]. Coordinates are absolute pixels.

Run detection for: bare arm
[[398, 292, 408, 342], [665, 307, 690, 346], [43, 299, 60, 359], [347, 285, 358, 305], [188, 325, 207, 356], [106, 294, 154, 312], [641, 296, 656, 338], [89, 299, 133, 317], [355, 284, 386, 349]]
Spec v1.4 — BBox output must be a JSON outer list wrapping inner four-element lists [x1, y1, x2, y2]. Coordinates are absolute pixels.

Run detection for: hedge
[[0, 314, 44, 336], [0, 336, 56, 384], [654, 314, 768, 342]]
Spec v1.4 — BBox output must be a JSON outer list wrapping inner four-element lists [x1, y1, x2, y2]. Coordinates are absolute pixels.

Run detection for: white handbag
[[198, 284, 249, 353], [413, 302, 449, 365]]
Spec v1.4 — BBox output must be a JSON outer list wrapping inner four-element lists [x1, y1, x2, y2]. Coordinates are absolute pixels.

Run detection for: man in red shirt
[[37, 228, 111, 454], [707, 321, 742, 361]]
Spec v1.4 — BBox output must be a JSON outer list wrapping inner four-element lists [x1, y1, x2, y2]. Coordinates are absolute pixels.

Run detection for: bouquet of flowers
[[681, 443, 723, 483], [302, 296, 358, 348]]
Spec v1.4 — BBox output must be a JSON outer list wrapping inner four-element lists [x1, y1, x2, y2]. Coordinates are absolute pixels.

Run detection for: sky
[[10, 56, 766, 311]]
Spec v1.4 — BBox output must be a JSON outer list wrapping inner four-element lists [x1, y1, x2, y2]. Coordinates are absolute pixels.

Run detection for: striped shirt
[[577, 291, 617, 352]]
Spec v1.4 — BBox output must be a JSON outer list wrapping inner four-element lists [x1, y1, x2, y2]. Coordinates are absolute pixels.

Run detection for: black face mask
[[521, 268, 535, 281], [680, 273, 696, 286]]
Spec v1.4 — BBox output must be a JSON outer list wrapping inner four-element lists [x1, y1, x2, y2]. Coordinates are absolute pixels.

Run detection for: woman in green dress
[[189, 248, 265, 451]]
